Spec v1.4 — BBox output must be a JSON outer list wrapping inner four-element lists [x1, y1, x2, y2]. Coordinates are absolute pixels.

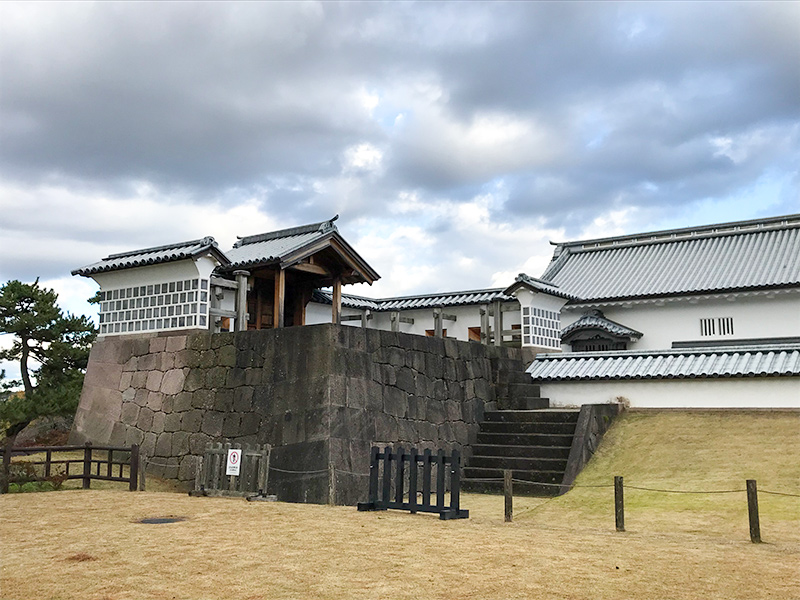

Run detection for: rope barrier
[[268, 466, 328, 475], [761, 489, 800, 498]]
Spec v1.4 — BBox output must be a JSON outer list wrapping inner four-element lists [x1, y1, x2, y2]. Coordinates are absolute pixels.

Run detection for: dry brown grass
[[1, 411, 798, 600]]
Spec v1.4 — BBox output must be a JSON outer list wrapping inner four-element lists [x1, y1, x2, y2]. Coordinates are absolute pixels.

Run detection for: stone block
[[182, 410, 203, 433], [201, 412, 224, 436], [235, 348, 253, 369], [424, 353, 444, 379], [407, 395, 426, 421], [146, 391, 164, 411], [160, 369, 186, 395], [396, 367, 416, 394], [329, 407, 373, 442], [121, 402, 140, 426], [132, 371, 148, 389], [217, 344, 237, 367], [189, 432, 212, 454], [146, 370, 164, 392], [84, 362, 124, 390], [222, 413, 241, 437], [214, 388, 235, 412], [426, 400, 446, 425], [199, 349, 217, 368], [183, 368, 205, 392], [244, 368, 262, 386], [225, 367, 246, 388], [138, 353, 158, 371], [166, 335, 187, 352], [108, 421, 128, 446], [122, 387, 136, 403], [174, 349, 200, 369], [233, 386, 254, 412], [387, 347, 406, 368], [280, 410, 305, 445], [445, 400, 462, 422], [173, 391, 193, 413], [159, 352, 175, 371], [206, 366, 228, 388], [122, 357, 138, 372], [188, 333, 211, 351], [171, 431, 190, 456], [125, 427, 145, 447], [444, 358, 458, 381], [374, 412, 399, 444], [119, 372, 133, 392], [141, 432, 158, 457], [384, 386, 407, 418], [136, 407, 155, 431], [240, 412, 260, 436], [149, 337, 167, 353], [178, 455, 196, 481], [365, 380, 384, 411], [345, 377, 368, 409], [164, 412, 182, 433], [155, 433, 172, 457], [192, 388, 215, 410], [211, 332, 234, 349], [446, 380, 465, 402], [152, 411, 166, 434]]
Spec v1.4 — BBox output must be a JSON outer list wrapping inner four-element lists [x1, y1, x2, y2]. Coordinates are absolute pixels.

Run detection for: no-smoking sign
[[226, 448, 242, 476]]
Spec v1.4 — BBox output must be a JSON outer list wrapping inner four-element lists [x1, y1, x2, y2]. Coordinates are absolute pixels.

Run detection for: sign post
[[226, 448, 242, 476]]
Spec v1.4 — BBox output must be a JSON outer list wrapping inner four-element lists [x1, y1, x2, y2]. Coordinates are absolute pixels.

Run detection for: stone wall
[[71, 324, 525, 504]]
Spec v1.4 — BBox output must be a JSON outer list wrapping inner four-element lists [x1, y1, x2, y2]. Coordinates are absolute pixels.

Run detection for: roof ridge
[[234, 215, 339, 247], [534, 343, 800, 360], [551, 213, 800, 253], [105, 236, 217, 260]]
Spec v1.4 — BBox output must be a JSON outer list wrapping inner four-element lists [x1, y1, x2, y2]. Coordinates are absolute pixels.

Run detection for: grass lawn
[[1, 410, 798, 600]]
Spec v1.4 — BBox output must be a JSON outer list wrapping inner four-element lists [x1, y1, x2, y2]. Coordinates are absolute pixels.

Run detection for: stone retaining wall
[[70, 324, 524, 504]]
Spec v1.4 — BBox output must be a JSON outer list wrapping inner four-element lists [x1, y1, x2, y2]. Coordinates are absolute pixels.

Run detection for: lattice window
[[98, 278, 208, 335], [700, 317, 734, 337], [521, 306, 561, 348]]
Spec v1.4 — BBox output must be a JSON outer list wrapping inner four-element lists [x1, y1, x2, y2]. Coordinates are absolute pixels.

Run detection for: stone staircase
[[463, 358, 580, 496]]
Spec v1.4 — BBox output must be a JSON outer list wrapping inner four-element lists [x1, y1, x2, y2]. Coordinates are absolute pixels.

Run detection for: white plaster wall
[[561, 291, 800, 351], [91, 260, 202, 290], [304, 302, 364, 326], [541, 378, 800, 409]]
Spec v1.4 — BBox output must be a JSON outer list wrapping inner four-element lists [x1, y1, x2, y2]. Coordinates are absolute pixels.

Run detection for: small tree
[[0, 280, 96, 443]]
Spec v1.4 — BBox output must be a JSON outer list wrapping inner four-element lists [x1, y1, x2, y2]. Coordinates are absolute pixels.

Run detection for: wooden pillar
[[493, 300, 503, 347], [332, 277, 342, 325], [233, 270, 249, 332], [433, 307, 443, 338], [480, 305, 489, 344], [390, 311, 399, 332], [273, 268, 285, 329], [361, 309, 369, 328]]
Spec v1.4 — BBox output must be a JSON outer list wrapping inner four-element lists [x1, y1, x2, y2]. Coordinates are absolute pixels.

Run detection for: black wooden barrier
[[358, 446, 469, 520], [1, 443, 139, 493]]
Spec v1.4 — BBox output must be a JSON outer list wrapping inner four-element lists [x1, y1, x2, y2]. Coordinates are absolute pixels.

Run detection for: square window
[[157, 295, 164, 306], [171, 317, 178, 328], [200, 291, 208, 302], [161, 307, 167, 317], [172, 293, 179, 304], [135, 322, 141, 331], [179, 317, 186, 327], [168, 306, 174, 316], [121, 323, 127, 332], [101, 324, 108, 333], [112, 289, 119, 300], [139, 309, 145, 319], [199, 315, 206, 326], [192, 279, 199, 290], [142, 297, 149, 307], [149, 319, 155, 329], [136, 298, 142, 308], [169, 282, 176, 293], [191, 303, 197, 313], [133, 287, 139, 298], [114, 323, 120, 333], [200, 303, 207, 314], [176, 281, 183, 292], [146, 308, 153, 318], [115, 300, 121, 310], [175, 305, 182, 315], [147, 285, 154, 295], [180, 292, 186, 303], [156, 319, 163, 328]]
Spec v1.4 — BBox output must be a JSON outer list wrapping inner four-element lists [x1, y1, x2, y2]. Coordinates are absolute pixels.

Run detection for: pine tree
[[0, 280, 96, 442]]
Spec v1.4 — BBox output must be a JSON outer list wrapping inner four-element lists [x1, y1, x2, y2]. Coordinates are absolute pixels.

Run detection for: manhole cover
[[137, 517, 188, 524]]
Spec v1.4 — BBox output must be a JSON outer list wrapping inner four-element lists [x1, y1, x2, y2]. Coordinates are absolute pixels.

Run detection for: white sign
[[226, 449, 242, 476]]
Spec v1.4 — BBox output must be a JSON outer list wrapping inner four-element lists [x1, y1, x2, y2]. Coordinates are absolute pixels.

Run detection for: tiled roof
[[224, 217, 339, 270], [313, 288, 515, 312], [561, 314, 643, 340], [527, 344, 800, 381], [503, 273, 580, 300], [72, 237, 227, 276], [541, 214, 800, 302]]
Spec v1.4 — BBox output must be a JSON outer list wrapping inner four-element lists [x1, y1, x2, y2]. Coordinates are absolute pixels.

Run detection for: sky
[[1, 2, 798, 380]]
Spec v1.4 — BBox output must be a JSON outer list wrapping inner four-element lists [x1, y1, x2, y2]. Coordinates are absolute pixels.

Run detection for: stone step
[[484, 410, 580, 423], [468, 455, 568, 471], [479, 421, 578, 435], [462, 479, 561, 497], [476, 431, 575, 447], [506, 383, 542, 397], [463, 467, 564, 484], [499, 397, 550, 410], [471, 443, 572, 459], [496, 370, 535, 385]]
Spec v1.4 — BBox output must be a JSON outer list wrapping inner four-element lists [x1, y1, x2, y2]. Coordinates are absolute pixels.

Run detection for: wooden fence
[[191, 442, 271, 497], [1, 443, 139, 493], [358, 446, 469, 520]]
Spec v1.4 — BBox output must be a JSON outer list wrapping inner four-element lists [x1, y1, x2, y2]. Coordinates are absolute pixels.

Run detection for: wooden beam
[[273, 268, 285, 329], [332, 277, 342, 325], [433, 308, 443, 338], [442, 313, 457, 321], [493, 300, 502, 347], [480, 305, 489, 344], [234, 270, 249, 332], [289, 262, 332, 276]]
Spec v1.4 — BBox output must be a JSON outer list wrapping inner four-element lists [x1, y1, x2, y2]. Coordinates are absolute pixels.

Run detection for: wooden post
[[493, 300, 503, 347], [328, 462, 336, 506], [747, 479, 761, 543], [129, 445, 139, 492], [433, 308, 443, 338], [395, 447, 405, 505], [480, 306, 489, 344], [194, 455, 203, 492], [382, 447, 391, 505], [332, 277, 342, 325], [409, 448, 418, 513], [1, 442, 11, 494], [422, 448, 432, 508], [614, 476, 625, 532], [504, 469, 513, 522], [234, 270, 249, 332], [450, 449, 462, 514], [139, 453, 147, 491], [390, 311, 399, 332], [436, 449, 446, 510], [273, 269, 285, 328], [367, 446, 379, 506], [82, 442, 93, 490], [361, 309, 369, 329]]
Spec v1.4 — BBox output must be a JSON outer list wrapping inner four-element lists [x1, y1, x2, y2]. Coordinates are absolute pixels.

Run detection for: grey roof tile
[[542, 214, 800, 302], [313, 287, 514, 312], [72, 237, 227, 276], [527, 344, 800, 380], [225, 218, 338, 270], [561, 314, 643, 339]]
